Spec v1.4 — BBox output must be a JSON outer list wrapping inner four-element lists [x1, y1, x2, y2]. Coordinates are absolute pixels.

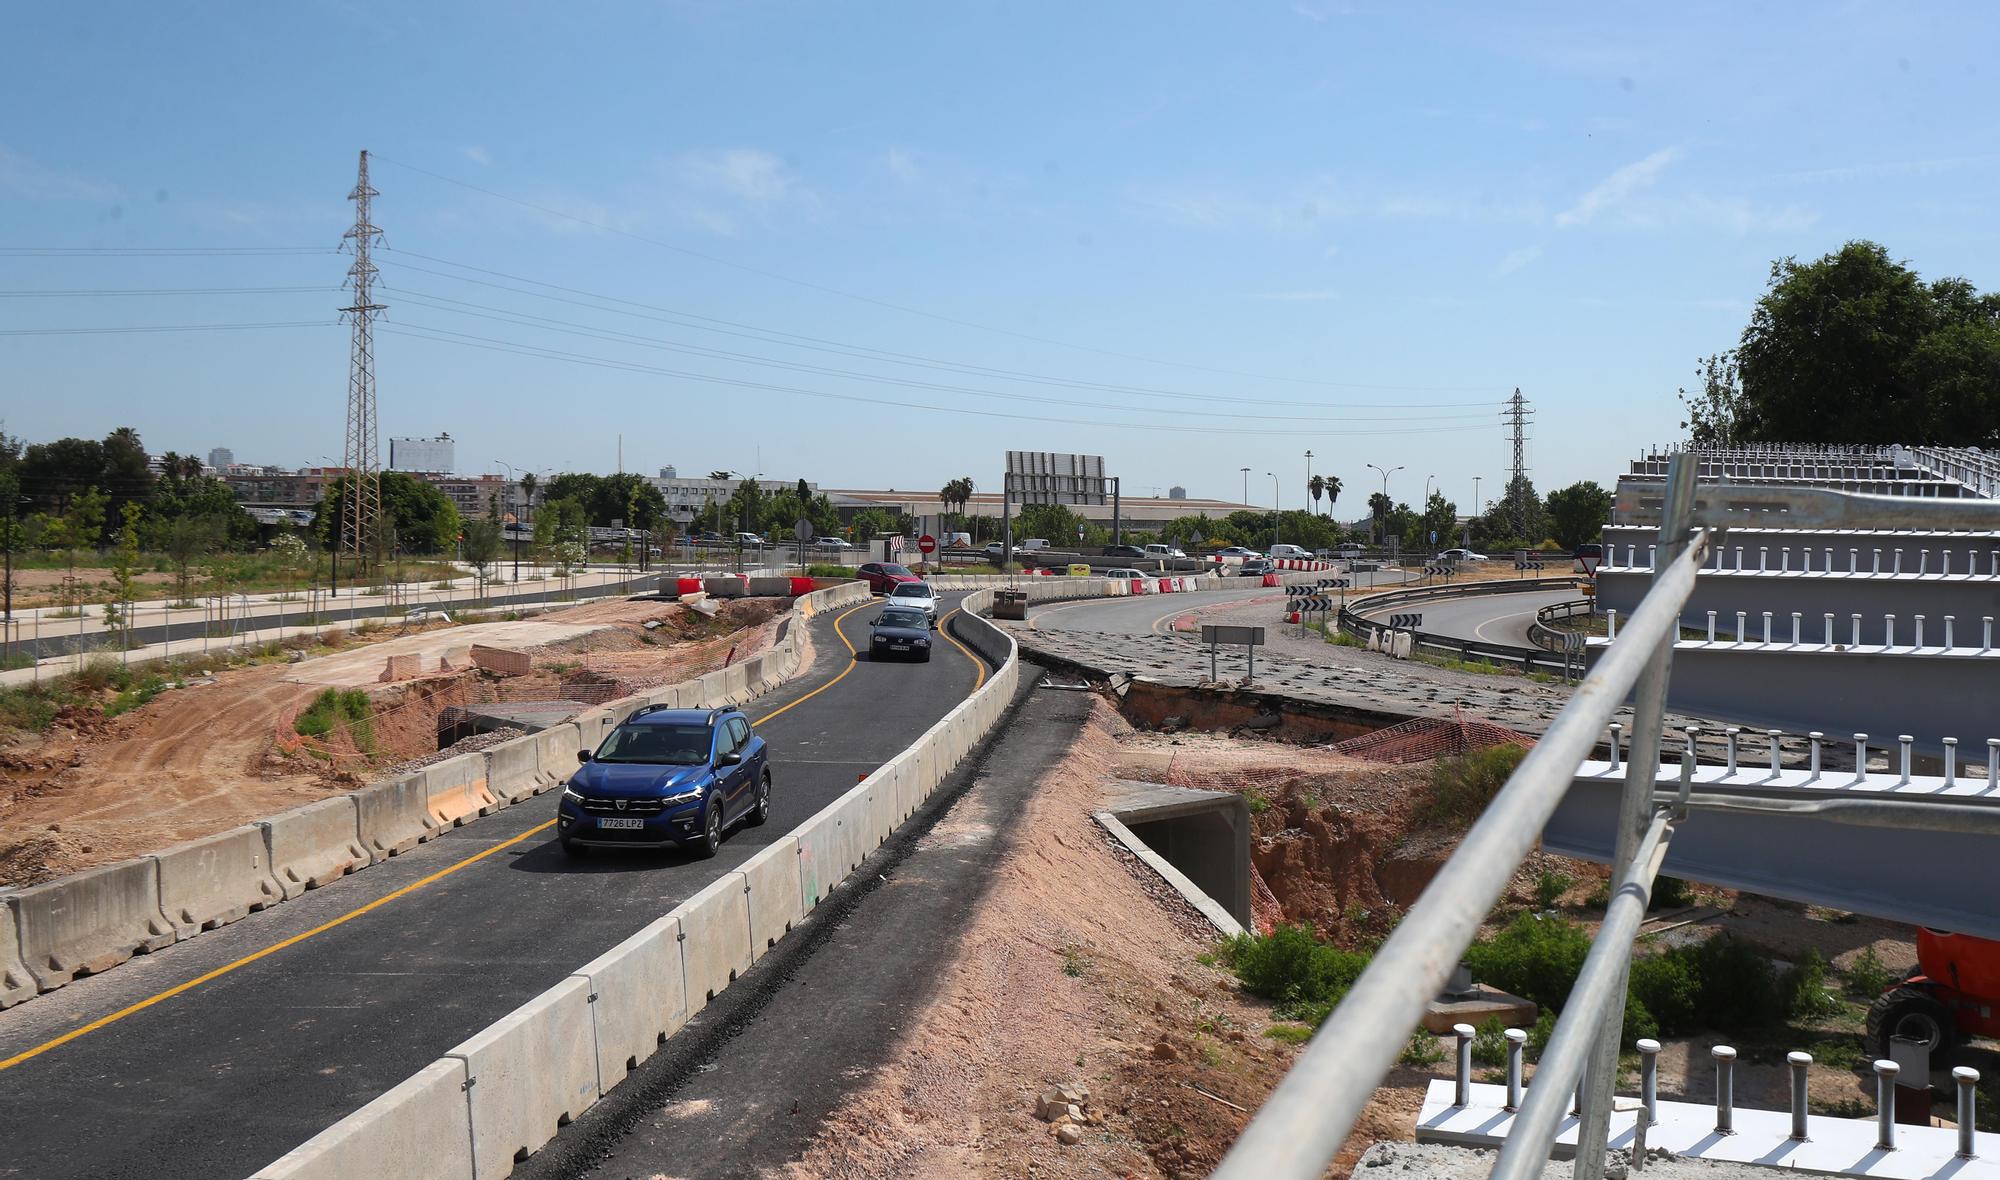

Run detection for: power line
[[383, 291, 1495, 426], [372, 155, 1499, 394], [380, 321, 1502, 439], [0, 247, 338, 256], [381, 250, 1505, 409], [0, 321, 334, 336], [0, 286, 341, 297]]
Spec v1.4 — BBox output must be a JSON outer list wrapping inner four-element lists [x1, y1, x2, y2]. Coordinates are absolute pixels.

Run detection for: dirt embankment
[[0, 597, 790, 886]]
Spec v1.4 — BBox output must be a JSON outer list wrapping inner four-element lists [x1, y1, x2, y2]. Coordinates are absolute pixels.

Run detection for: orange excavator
[[1867, 929, 2000, 1058]]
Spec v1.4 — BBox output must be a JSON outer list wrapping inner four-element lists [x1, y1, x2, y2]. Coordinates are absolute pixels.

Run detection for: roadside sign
[[1580, 580, 1597, 597], [918, 534, 937, 555], [793, 517, 813, 542], [1579, 552, 1601, 575]]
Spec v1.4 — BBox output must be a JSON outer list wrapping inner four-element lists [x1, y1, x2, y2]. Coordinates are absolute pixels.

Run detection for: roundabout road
[[1355, 585, 1581, 648]]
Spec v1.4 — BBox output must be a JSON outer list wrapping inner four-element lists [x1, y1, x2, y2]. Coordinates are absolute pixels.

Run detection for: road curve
[[0, 592, 993, 1180], [1355, 585, 1579, 648]]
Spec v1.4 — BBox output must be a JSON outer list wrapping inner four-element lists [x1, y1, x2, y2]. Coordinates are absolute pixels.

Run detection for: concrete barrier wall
[[721, 662, 751, 704], [445, 976, 600, 1180], [739, 838, 803, 960], [155, 823, 283, 938], [423, 752, 498, 829], [484, 736, 544, 805], [675, 872, 753, 1006], [571, 914, 688, 1093], [702, 576, 745, 598], [354, 773, 437, 860], [0, 904, 32, 1008], [263, 797, 370, 900], [571, 708, 615, 752], [8, 857, 175, 991], [794, 792, 864, 908], [250, 1058, 475, 1180], [533, 723, 583, 791], [746, 576, 793, 596]]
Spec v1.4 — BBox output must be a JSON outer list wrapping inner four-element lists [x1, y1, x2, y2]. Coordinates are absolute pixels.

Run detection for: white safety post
[[1713, 1046, 1737, 1134], [1768, 730, 1783, 772], [1789, 1051, 1812, 1141], [1900, 735, 1914, 784], [1808, 732, 1823, 778], [1854, 734, 1869, 780], [1944, 738, 1958, 788], [1875, 1059, 1899, 1150], [1725, 727, 1740, 775]]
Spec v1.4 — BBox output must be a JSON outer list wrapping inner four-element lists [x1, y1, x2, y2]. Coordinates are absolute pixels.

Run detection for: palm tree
[[1308, 474, 1325, 513], [707, 470, 732, 481], [1322, 474, 1342, 516], [937, 477, 974, 534], [520, 471, 538, 523]]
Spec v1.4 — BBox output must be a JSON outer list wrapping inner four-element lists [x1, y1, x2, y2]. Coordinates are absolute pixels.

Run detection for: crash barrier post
[[263, 796, 371, 900], [155, 823, 284, 939], [423, 751, 498, 829], [354, 773, 438, 859], [444, 976, 600, 1180], [8, 857, 176, 991]]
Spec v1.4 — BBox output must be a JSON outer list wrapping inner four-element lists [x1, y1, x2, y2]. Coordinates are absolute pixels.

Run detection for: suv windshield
[[878, 609, 928, 628], [594, 722, 712, 765]]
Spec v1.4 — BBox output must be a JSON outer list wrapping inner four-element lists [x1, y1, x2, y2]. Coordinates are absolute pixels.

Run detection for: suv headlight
[[562, 786, 585, 804], [662, 783, 705, 806]]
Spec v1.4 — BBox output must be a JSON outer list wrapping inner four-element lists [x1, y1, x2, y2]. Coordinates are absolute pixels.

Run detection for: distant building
[[389, 433, 455, 474], [411, 471, 507, 520], [659, 464, 678, 479], [208, 446, 234, 470], [1168, 486, 1187, 500], [649, 475, 809, 527]]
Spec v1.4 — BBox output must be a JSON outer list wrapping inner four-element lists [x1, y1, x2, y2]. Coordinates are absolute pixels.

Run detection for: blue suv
[[556, 707, 770, 858]]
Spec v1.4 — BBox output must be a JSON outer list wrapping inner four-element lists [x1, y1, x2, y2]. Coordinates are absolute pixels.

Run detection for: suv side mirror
[[577, 750, 593, 764], [717, 751, 743, 767]]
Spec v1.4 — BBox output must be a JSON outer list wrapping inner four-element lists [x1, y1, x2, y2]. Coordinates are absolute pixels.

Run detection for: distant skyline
[[6, 2, 1998, 516]]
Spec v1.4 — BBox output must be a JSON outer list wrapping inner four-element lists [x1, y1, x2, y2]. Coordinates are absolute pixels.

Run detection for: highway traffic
[[0, 593, 993, 1180]]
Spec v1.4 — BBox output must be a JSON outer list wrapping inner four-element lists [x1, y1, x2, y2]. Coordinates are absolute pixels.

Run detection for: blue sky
[[5, 1, 1997, 517]]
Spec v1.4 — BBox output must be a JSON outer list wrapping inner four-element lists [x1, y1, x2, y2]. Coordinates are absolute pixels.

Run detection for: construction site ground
[[764, 692, 1940, 1179], [0, 596, 786, 887]]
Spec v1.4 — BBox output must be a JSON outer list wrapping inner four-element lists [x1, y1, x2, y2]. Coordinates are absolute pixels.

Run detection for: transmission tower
[[1504, 387, 1533, 538], [340, 150, 385, 572]]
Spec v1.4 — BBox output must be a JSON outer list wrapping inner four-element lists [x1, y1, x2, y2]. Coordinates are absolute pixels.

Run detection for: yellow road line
[[938, 608, 988, 692], [0, 597, 877, 1074], [0, 819, 555, 1074], [750, 601, 868, 725]]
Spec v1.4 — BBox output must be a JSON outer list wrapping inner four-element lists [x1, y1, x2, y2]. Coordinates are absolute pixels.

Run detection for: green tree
[[1015, 502, 1084, 546], [59, 486, 108, 604], [849, 507, 896, 542], [150, 464, 257, 548], [270, 531, 308, 600], [1728, 241, 2000, 443], [518, 471, 539, 523], [104, 501, 143, 636], [1367, 491, 1392, 542], [1544, 481, 1614, 550], [1677, 352, 1744, 447], [537, 497, 588, 549], [1418, 491, 1457, 551], [462, 519, 502, 599], [314, 472, 462, 556], [162, 515, 223, 605]]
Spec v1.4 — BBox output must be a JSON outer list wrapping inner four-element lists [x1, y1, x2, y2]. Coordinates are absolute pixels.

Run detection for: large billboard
[[1005, 451, 1109, 506]]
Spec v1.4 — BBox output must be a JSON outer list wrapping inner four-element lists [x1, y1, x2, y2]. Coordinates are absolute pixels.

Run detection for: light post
[[1366, 463, 1404, 546], [1240, 466, 1251, 507], [1472, 476, 1483, 548], [1267, 472, 1279, 552], [1423, 474, 1438, 554]]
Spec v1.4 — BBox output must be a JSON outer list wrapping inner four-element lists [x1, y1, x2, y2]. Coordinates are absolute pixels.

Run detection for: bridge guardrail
[[1333, 578, 1581, 675]]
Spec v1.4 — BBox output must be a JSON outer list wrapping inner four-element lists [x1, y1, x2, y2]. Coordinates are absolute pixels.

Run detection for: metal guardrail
[[1333, 578, 1582, 675], [1213, 457, 2000, 1180], [1528, 598, 1594, 653]]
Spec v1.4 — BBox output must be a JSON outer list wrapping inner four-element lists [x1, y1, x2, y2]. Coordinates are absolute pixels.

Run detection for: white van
[[1268, 544, 1312, 560], [1142, 543, 1186, 560], [1017, 538, 1050, 551]]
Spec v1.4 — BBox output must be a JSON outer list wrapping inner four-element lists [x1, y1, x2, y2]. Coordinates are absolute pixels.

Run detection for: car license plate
[[597, 817, 645, 830], [891, 643, 909, 651]]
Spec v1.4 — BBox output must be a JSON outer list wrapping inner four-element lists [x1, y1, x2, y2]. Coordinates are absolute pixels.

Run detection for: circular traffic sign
[[793, 517, 814, 542], [918, 534, 937, 555]]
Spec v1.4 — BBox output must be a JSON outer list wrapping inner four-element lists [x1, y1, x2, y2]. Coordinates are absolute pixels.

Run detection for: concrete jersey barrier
[[483, 736, 545, 805], [674, 872, 753, 1007], [155, 823, 284, 939], [570, 913, 689, 1093], [445, 976, 600, 1180], [423, 751, 497, 829], [263, 796, 371, 900], [353, 773, 438, 860], [250, 1058, 475, 1180], [8, 857, 176, 991]]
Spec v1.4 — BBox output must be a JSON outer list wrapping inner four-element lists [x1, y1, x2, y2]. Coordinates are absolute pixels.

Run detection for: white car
[[1437, 548, 1489, 562], [885, 579, 940, 624], [1142, 544, 1186, 560], [1102, 567, 1147, 579], [813, 537, 852, 551]]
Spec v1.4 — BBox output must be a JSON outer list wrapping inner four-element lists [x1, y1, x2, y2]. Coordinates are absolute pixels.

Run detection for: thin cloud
[[0, 144, 119, 202], [461, 145, 492, 167], [675, 148, 799, 204], [1239, 289, 1339, 302], [1491, 245, 1543, 279], [1555, 146, 1681, 227], [885, 147, 920, 183]]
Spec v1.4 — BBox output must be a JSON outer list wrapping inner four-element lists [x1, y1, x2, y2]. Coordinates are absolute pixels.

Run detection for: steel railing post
[[1789, 1051, 1812, 1140], [1956, 1067, 1980, 1159], [1574, 452, 1698, 1177]]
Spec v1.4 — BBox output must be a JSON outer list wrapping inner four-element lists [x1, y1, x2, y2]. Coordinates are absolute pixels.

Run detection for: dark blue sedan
[[556, 707, 770, 858], [868, 605, 935, 661]]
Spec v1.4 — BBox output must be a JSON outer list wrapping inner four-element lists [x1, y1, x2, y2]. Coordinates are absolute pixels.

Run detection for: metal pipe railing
[[1208, 522, 1713, 1180]]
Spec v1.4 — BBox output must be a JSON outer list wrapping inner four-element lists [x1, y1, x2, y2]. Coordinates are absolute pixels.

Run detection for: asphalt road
[[1020, 568, 1417, 637], [1354, 585, 1578, 648], [0, 591, 992, 1180]]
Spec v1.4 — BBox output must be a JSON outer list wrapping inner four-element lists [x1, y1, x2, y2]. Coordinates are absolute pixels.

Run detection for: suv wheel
[[747, 769, 772, 827], [693, 802, 723, 859]]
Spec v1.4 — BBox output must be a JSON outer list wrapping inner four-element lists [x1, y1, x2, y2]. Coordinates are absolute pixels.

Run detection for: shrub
[[1533, 869, 1573, 910], [1417, 745, 1527, 827], [71, 654, 132, 694], [1464, 913, 1591, 1011], [1843, 946, 1898, 997], [0, 687, 60, 732], [1788, 950, 1843, 1019], [1650, 875, 1695, 909], [1470, 1017, 1511, 1066], [1400, 1029, 1446, 1066], [806, 564, 856, 578], [104, 676, 168, 719], [292, 686, 377, 753], [1223, 924, 1371, 1026], [1525, 1008, 1556, 1061], [1629, 951, 1702, 1033], [1266, 1023, 1315, 1046]]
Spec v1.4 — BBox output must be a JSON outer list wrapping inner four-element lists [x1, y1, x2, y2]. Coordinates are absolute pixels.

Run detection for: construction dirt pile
[[785, 699, 1428, 1180], [0, 595, 794, 887]]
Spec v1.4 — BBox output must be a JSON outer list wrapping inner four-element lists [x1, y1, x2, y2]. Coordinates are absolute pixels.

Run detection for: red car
[[857, 561, 922, 595]]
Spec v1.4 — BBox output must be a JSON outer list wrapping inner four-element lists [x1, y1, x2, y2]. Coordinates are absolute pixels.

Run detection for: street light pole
[[1267, 472, 1279, 552], [1366, 462, 1404, 546], [1240, 466, 1251, 507], [1305, 450, 1314, 518]]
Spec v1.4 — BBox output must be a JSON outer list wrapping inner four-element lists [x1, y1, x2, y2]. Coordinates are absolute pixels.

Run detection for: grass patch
[[1061, 947, 1090, 977], [293, 687, 376, 753], [1415, 745, 1528, 828], [1413, 652, 1520, 676], [1244, 789, 1271, 815], [104, 675, 168, 718], [805, 564, 856, 578], [1221, 924, 1371, 1026], [1533, 869, 1573, 910], [1266, 1023, 1315, 1045], [1400, 1030, 1446, 1066], [1842, 945, 1898, 997]]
